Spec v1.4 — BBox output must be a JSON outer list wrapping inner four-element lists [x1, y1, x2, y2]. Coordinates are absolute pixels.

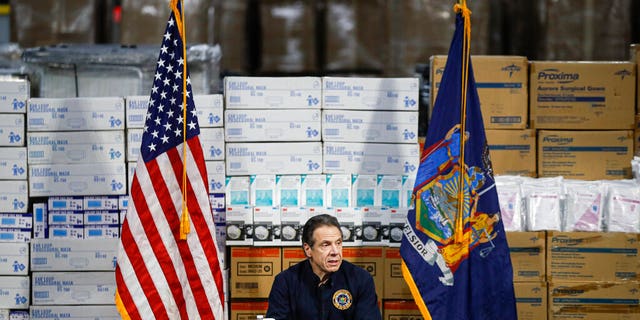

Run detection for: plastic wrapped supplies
[[562, 180, 604, 232], [603, 180, 640, 233], [495, 176, 525, 232], [521, 177, 563, 232]]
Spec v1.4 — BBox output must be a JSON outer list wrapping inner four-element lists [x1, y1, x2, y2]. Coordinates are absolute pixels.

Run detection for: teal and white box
[[224, 109, 321, 142], [47, 225, 83, 239], [84, 196, 119, 210], [0, 276, 29, 308], [47, 196, 83, 211], [226, 142, 323, 175], [30, 305, 119, 320], [200, 128, 225, 161], [225, 205, 253, 246], [0, 147, 27, 180], [27, 131, 125, 164], [0, 78, 29, 113], [277, 175, 301, 207], [126, 94, 223, 128], [361, 207, 388, 246], [322, 110, 419, 143], [0, 242, 29, 275], [206, 161, 226, 193], [0, 228, 31, 242], [0, 181, 28, 213], [301, 174, 326, 207], [29, 162, 127, 197], [334, 207, 361, 246], [84, 211, 119, 225], [375, 175, 403, 208], [30, 238, 118, 271], [323, 142, 420, 175], [322, 77, 419, 111], [84, 224, 119, 239], [280, 207, 307, 246], [27, 97, 124, 131], [401, 175, 416, 208], [0, 214, 32, 229], [31, 271, 116, 305], [352, 174, 377, 207], [250, 175, 276, 207], [32, 203, 47, 239], [225, 176, 250, 207], [224, 76, 321, 109], [0, 114, 24, 146], [252, 206, 280, 246], [48, 211, 83, 226], [326, 174, 352, 208]]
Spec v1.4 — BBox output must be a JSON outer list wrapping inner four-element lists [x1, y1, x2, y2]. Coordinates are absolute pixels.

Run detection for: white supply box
[[280, 207, 307, 246], [30, 305, 120, 320], [127, 162, 136, 191], [27, 131, 125, 164], [199, 128, 225, 161], [334, 207, 361, 246], [0, 78, 29, 113], [0, 214, 33, 229], [118, 195, 129, 210], [225, 205, 253, 246], [225, 176, 250, 207], [225, 109, 321, 142], [323, 142, 420, 175], [84, 196, 120, 211], [0, 147, 27, 180], [375, 175, 403, 208], [83, 211, 119, 225], [361, 207, 388, 246], [206, 161, 226, 193], [322, 77, 419, 111], [224, 77, 322, 109], [29, 163, 127, 197], [0, 114, 25, 146], [47, 225, 83, 239], [0, 276, 29, 309], [401, 175, 416, 208], [0, 242, 29, 275], [27, 97, 125, 131], [250, 175, 276, 207], [351, 174, 378, 207], [31, 272, 116, 305], [0, 181, 28, 213], [30, 238, 118, 271], [387, 208, 409, 247], [326, 174, 352, 208], [125, 128, 142, 161], [47, 196, 83, 211], [125, 94, 224, 128], [48, 211, 83, 226], [226, 142, 323, 175], [277, 175, 302, 207], [32, 203, 48, 239], [0, 228, 31, 242], [301, 174, 326, 207], [252, 206, 280, 246], [322, 110, 419, 143], [209, 193, 225, 211], [84, 224, 119, 239]]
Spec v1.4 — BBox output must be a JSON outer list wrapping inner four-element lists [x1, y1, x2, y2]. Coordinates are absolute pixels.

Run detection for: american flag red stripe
[[116, 1, 225, 319]]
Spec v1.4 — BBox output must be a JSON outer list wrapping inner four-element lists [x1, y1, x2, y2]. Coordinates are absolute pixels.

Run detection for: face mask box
[[280, 206, 307, 246], [326, 174, 352, 208], [30, 238, 118, 271], [0, 147, 27, 180], [352, 174, 377, 207], [83, 196, 119, 211], [300, 174, 326, 207], [322, 110, 418, 143], [322, 77, 419, 111], [29, 305, 119, 320], [252, 206, 280, 246], [224, 76, 321, 109], [27, 131, 125, 164], [0, 181, 28, 213], [47, 196, 83, 211], [31, 271, 116, 305], [226, 142, 323, 175], [199, 128, 225, 161], [125, 94, 224, 129], [0, 213, 33, 229], [225, 205, 253, 246], [276, 175, 301, 207], [29, 163, 127, 197], [225, 109, 321, 142], [0, 242, 29, 275], [0, 276, 29, 309], [323, 142, 420, 175], [0, 114, 25, 146], [206, 161, 226, 193], [250, 175, 276, 207], [334, 207, 361, 247], [27, 97, 125, 131], [225, 176, 250, 207], [0, 78, 29, 113]]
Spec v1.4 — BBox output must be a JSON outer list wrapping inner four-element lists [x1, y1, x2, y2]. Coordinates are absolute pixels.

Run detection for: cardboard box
[[322, 77, 419, 111], [230, 247, 281, 299], [342, 247, 384, 303], [537, 130, 633, 180], [0, 114, 25, 146], [226, 142, 323, 175], [27, 97, 125, 131], [486, 129, 536, 177], [0, 147, 27, 180], [31, 271, 116, 305], [0, 242, 29, 275], [634, 114, 640, 156], [382, 300, 423, 320], [632, 44, 640, 114], [29, 305, 119, 320], [281, 247, 307, 270], [323, 142, 420, 175], [506, 231, 546, 282], [514, 282, 547, 320], [383, 247, 412, 300], [224, 77, 321, 109], [30, 238, 117, 271], [229, 301, 269, 320], [225, 109, 321, 142], [530, 61, 635, 130], [548, 281, 640, 320], [547, 231, 640, 282], [321, 110, 419, 144], [27, 131, 125, 164], [431, 55, 529, 129]]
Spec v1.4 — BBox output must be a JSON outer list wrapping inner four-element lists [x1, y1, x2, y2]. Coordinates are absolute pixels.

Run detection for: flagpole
[[454, 0, 471, 244]]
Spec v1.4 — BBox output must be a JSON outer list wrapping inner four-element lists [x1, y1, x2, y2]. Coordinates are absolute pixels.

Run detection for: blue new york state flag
[[400, 3, 517, 320]]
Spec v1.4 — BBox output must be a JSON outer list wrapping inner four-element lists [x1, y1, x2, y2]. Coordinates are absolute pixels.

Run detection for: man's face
[[304, 225, 343, 280]]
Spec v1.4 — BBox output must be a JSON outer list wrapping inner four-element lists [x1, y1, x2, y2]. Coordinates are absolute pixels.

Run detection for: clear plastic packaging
[[603, 180, 640, 233], [522, 177, 563, 231], [562, 179, 604, 232], [495, 175, 525, 232]]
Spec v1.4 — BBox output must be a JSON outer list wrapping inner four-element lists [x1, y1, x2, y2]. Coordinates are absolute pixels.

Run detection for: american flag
[[115, 1, 225, 319]]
